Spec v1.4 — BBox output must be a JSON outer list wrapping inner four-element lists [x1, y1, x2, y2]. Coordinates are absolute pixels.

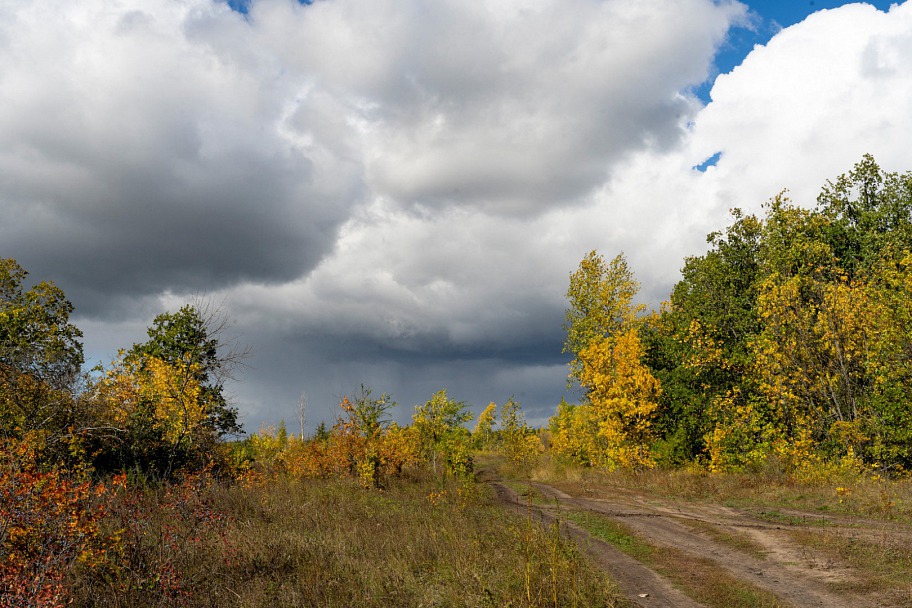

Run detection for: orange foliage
[[0, 435, 120, 608], [246, 396, 422, 487]]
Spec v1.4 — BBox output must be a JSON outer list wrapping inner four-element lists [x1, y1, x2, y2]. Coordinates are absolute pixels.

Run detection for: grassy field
[[67, 473, 626, 608], [19, 449, 912, 607]]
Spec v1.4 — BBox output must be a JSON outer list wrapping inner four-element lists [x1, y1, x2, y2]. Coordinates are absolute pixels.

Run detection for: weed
[[66, 475, 623, 607]]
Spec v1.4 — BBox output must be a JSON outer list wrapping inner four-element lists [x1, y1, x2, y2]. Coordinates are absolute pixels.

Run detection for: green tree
[[412, 389, 473, 477], [0, 259, 84, 447], [672, 209, 763, 364], [817, 153, 912, 276], [864, 254, 912, 468], [341, 385, 396, 441], [647, 210, 764, 463]]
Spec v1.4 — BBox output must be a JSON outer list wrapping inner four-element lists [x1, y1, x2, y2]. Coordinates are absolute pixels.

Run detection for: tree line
[[553, 155, 912, 475], [5, 153, 912, 483], [0, 263, 539, 482]]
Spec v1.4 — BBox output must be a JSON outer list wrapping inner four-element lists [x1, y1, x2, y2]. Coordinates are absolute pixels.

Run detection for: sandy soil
[[489, 478, 910, 607]]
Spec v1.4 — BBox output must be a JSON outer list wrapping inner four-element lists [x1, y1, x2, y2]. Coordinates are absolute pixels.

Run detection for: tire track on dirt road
[[491, 481, 705, 608], [520, 481, 871, 608]]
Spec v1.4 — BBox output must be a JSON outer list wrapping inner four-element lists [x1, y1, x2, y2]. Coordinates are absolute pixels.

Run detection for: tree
[[647, 210, 764, 464], [817, 153, 912, 276], [554, 251, 659, 469], [128, 303, 245, 438], [333, 386, 402, 487], [0, 259, 84, 449], [472, 402, 497, 449], [863, 253, 912, 468], [667, 156, 912, 471], [550, 398, 602, 466], [563, 251, 642, 389], [578, 328, 661, 469], [412, 389, 473, 477], [671, 209, 763, 365], [340, 385, 396, 441], [90, 352, 222, 475], [85, 303, 248, 476], [498, 398, 541, 469]]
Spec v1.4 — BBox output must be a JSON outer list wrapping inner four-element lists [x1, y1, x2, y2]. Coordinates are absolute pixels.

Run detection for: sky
[[2, 0, 909, 433]]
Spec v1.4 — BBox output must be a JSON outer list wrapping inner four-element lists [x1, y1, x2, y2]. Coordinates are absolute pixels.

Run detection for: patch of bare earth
[[492, 479, 905, 607]]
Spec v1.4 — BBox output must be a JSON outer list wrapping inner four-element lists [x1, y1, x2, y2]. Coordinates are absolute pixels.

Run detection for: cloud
[[15, 0, 912, 431], [172, 0, 912, 430], [688, 2, 912, 208], [0, 0, 362, 315], [330, 0, 741, 212], [2, 0, 776, 428], [568, 1, 912, 311]]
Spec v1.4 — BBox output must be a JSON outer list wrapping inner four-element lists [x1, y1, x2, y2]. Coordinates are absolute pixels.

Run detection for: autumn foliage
[[552, 250, 660, 469], [10, 154, 912, 606], [557, 155, 912, 475], [0, 435, 121, 608], [241, 387, 475, 487]]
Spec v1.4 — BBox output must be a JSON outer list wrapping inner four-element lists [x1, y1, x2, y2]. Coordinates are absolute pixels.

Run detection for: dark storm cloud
[[0, 0, 363, 315], [4, 149, 350, 315]]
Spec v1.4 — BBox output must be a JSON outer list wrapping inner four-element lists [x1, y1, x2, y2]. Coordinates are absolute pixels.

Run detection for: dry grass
[[531, 459, 912, 524], [69, 475, 626, 607], [786, 526, 912, 602], [674, 517, 770, 560]]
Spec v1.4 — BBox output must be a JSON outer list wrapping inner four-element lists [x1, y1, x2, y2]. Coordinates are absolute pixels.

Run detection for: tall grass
[[68, 474, 625, 607]]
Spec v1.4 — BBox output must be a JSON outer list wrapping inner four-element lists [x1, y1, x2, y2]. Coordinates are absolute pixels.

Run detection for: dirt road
[[491, 479, 910, 608]]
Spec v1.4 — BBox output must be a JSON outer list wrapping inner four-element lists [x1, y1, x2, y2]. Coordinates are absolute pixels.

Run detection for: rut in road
[[493, 480, 874, 608]]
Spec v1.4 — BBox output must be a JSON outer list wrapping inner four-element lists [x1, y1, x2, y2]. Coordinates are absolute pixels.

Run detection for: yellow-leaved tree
[[745, 271, 870, 468], [563, 251, 642, 387], [91, 352, 217, 475], [552, 251, 660, 469], [578, 327, 661, 469], [472, 402, 497, 449]]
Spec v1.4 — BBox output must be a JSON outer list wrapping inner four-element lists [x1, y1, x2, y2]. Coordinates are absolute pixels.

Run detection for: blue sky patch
[[693, 151, 723, 173]]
